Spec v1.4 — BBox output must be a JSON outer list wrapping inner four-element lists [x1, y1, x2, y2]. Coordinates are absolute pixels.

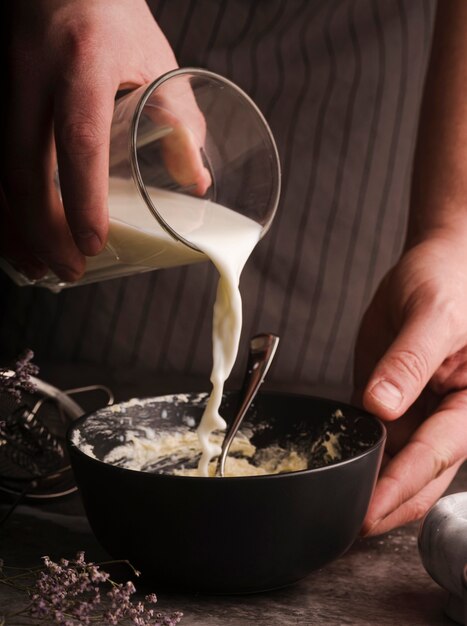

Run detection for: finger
[[362, 461, 461, 536], [161, 123, 212, 196], [431, 347, 467, 395], [361, 392, 467, 533], [362, 307, 456, 419], [144, 78, 212, 196], [352, 282, 393, 407], [3, 70, 85, 281], [382, 390, 438, 457], [54, 71, 116, 255]]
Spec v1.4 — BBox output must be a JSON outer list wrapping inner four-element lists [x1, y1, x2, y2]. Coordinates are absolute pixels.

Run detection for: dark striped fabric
[[0, 0, 436, 399]]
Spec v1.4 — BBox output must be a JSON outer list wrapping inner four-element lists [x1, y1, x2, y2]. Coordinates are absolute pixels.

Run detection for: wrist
[[405, 199, 467, 251]]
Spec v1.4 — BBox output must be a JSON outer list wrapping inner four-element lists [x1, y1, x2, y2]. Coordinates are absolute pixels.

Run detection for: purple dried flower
[[153, 612, 184, 626], [29, 553, 104, 625], [0, 349, 39, 402], [24, 552, 183, 625]]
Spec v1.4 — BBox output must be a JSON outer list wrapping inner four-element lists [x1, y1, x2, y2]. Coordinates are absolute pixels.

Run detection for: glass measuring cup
[[0, 68, 281, 292]]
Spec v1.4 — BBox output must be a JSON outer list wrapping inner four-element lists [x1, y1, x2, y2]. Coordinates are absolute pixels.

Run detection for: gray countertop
[[0, 367, 461, 625], [1, 469, 462, 625]]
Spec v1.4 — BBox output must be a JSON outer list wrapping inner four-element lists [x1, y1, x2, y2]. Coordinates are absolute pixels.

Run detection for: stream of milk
[[106, 177, 262, 476]]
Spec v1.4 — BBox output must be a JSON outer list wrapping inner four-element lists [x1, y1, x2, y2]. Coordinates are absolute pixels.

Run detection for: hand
[[353, 230, 467, 536], [1, 0, 208, 282]]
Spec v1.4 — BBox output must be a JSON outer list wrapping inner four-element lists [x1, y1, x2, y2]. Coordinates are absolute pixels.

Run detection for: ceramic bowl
[[67, 391, 385, 593]]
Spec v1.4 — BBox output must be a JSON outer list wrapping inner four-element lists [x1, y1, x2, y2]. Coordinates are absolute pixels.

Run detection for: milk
[[107, 177, 262, 476], [0, 175, 262, 471], [82, 177, 207, 284], [187, 204, 261, 476], [0, 177, 208, 290]]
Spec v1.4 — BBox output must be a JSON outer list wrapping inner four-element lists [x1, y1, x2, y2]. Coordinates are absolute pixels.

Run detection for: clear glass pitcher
[[0, 68, 281, 292]]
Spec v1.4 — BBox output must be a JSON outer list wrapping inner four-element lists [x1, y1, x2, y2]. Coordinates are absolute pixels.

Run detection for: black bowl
[[67, 391, 385, 593]]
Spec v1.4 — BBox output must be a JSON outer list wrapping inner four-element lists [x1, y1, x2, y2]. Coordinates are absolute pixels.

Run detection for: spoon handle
[[216, 333, 280, 477]]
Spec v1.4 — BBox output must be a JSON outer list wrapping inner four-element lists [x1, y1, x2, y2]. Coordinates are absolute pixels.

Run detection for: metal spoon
[[215, 333, 280, 477]]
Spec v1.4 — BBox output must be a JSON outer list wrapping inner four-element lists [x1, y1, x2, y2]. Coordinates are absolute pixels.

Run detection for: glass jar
[[0, 68, 281, 292]]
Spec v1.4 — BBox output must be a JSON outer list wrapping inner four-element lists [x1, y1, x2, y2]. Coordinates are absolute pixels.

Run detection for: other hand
[[353, 230, 467, 535]]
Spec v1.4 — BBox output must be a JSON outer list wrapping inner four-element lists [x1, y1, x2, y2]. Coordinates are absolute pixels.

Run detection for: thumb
[[362, 308, 453, 420]]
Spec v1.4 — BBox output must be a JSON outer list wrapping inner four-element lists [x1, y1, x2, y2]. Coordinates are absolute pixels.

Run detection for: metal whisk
[[0, 372, 113, 507]]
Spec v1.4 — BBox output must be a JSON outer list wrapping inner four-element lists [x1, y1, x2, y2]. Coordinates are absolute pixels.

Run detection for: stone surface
[[0, 366, 462, 625], [1, 467, 464, 625]]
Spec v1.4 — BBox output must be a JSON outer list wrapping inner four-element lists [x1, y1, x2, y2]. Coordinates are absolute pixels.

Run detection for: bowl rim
[[66, 391, 386, 482]]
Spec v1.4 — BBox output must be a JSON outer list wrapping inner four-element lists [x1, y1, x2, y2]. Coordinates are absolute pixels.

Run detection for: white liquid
[[85, 177, 208, 282], [106, 177, 262, 476], [188, 207, 261, 475], [1, 177, 208, 290], [1, 175, 262, 474]]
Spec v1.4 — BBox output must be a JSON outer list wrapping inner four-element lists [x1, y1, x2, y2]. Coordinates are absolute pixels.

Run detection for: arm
[[354, 0, 467, 535], [408, 0, 467, 243]]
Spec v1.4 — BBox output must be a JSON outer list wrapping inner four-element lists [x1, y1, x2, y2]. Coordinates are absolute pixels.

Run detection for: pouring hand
[[353, 232, 467, 536], [1, 0, 209, 282]]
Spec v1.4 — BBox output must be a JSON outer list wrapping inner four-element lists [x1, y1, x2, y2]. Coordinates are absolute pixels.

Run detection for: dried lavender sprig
[[0, 349, 39, 402]]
